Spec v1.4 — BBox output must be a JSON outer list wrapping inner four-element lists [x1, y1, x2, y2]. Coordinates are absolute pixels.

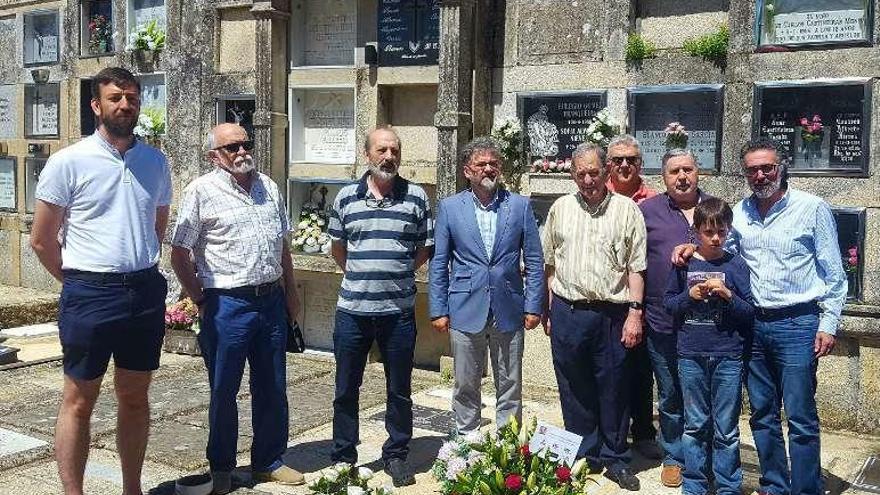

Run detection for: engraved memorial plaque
[[303, 91, 355, 164], [629, 85, 723, 172], [518, 91, 607, 162], [131, 0, 165, 29], [138, 73, 166, 110], [0, 157, 15, 210], [303, 0, 355, 66], [0, 85, 16, 139], [757, 0, 872, 47], [378, 0, 440, 66], [24, 84, 59, 137], [755, 80, 871, 175], [23, 10, 59, 65]]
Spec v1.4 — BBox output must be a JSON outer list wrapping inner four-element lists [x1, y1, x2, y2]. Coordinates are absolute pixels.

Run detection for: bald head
[[206, 123, 249, 152]]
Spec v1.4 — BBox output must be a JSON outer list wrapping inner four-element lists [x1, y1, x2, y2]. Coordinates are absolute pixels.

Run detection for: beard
[[751, 173, 783, 199], [369, 161, 398, 181], [101, 113, 138, 138], [479, 176, 499, 192], [224, 155, 255, 174]]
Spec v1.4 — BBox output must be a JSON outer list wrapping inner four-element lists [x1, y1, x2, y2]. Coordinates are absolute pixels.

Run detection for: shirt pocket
[[776, 228, 812, 259], [449, 271, 472, 293], [600, 234, 629, 271]]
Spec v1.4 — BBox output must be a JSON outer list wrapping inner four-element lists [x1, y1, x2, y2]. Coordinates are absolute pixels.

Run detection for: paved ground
[[0, 346, 878, 494]]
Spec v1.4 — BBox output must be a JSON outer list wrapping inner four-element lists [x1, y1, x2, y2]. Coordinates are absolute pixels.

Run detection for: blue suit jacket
[[429, 189, 545, 333]]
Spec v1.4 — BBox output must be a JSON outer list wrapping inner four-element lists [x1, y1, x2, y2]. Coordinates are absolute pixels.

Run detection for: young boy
[[663, 197, 754, 495]]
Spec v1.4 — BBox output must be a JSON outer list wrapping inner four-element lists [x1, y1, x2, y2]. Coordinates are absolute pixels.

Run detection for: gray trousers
[[451, 321, 524, 434]]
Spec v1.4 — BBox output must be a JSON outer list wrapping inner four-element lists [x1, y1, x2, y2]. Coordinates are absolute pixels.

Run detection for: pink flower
[[849, 256, 858, 266], [813, 114, 822, 122], [800, 118, 809, 126], [849, 247, 858, 257]]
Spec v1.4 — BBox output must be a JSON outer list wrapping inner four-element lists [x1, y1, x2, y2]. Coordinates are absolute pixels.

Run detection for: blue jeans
[[747, 314, 821, 495], [646, 328, 684, 467], [679, 356, 743, 495], [198, 286, 289, 472], [332, 309, 416, 463]]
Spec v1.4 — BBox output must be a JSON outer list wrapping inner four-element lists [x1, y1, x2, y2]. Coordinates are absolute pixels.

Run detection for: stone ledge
[[0, 286, 58, 329]]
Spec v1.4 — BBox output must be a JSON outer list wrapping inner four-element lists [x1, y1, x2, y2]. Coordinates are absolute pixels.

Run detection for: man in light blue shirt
[[674, 138, 846, 495]]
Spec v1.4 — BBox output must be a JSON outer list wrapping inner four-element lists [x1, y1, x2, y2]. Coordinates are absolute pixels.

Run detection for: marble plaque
[[132, 0, 166, 29], [759, 0, 870, 46], [0, 84, 16, 138], [378, 0, 440, 66], [303, 0, 355, 65], [303, 91, 355, 163], [26, 85, 58, 136], [24, 157, 46, 213], [0, 157, 15, 210], [138, 73, 166, 110], [756, 81, 870, 172], [517, 1, 601, 64], [519, 92, 606, 161], [302, 278, 340, 351], [630, 87, 722, 171], [24, 11, 59, 65]]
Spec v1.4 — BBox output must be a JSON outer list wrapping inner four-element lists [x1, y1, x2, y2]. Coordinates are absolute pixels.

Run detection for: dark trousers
[[198, 285, 289, 473], [627, 340, 657, 441], [332, 309, 416, 464], [550, 296, 631, 470]]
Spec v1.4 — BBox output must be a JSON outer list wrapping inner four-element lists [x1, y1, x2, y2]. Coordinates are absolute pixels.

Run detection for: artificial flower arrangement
[[165, 297, 199, 332], [134, 107, 165, 146], [530, 108, 619, 173], [843, 245, 859, 274], [800, 114, 823, 143], [432, 417, 600, 495], [293, 203, 331, 255], [491, 120, 523, 171], [308, 462, 396, 495], [88, 14, 113, 54], [128, 19, 166, 52], [664, 122, 688, 149]]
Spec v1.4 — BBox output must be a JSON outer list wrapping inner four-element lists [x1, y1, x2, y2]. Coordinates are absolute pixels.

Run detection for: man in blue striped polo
[[327, 126, 433, 486]]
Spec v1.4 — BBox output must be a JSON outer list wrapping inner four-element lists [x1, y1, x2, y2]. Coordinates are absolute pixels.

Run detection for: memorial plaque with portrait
[[832, 207, 865, 301], [0, 85, 17, 139], [518, 91, 607, 162], [378, 0, 440, 66], [303, 0, 356, 66], [757, 0, 873, 48], [754, 80, 871, 175], [303, 91, 355, 164], [24, 84, 59, 137], [23, 10, 59, 65], [217, 97, 255, 140], [629, 85, 723, 173], [0, 157, 15, 211]]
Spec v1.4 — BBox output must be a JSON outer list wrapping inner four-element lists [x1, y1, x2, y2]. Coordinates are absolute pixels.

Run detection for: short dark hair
[[739, 137, 788, 188], [458, 136, 501, 169], [90, 67, 140, 100], [693, 197, 733, 230]]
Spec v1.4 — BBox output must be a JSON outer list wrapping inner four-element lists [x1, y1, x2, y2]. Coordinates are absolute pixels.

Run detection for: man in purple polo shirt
[[638, 149, 709, 488]]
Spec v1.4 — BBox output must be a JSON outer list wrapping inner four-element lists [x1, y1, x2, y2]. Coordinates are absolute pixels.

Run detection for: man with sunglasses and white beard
[[170, 123, 303, 493]]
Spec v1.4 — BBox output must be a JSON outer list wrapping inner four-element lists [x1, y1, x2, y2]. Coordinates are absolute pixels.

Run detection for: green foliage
[[624, 33, 657, 64], [128, 20, 166, 52], [682, 25, 729, 67]]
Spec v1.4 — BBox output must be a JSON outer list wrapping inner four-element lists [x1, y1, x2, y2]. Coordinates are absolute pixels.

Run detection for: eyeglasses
[[609, 155, 642, 166], [742, 163, 778, 177], [214, 140, 254, 153], [365, 197, 393, 209], [469, 160, 501, 170]]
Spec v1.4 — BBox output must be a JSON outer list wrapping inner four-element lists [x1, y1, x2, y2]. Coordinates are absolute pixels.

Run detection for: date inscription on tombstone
[[304, 0, 355, 65], [303, 91, 355, 164], [758, 0, 871, 46], [518, 92, 606, 162], [0, 157, 15, 210], [378, 0, 440, 66]]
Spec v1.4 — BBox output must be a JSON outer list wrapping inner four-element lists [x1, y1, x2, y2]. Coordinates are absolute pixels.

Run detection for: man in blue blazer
[[429, 137, 545, 434]]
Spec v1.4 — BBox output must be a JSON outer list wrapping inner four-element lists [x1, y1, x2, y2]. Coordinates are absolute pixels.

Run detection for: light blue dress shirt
[[472, 190, 500, 259], [726, 188, 847, 335]]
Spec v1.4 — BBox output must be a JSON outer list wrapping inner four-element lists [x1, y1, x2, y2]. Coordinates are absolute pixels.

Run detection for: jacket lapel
[[490, 190, 511, 263], [460, 192, 491, 262]]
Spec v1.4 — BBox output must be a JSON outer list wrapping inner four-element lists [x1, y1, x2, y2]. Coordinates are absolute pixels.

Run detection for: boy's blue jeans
[[679, 355, 743, 495]]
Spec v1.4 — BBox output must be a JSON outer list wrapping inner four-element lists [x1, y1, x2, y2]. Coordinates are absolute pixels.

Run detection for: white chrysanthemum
[[464, 430, 483, 444], [437, 441, 456, 461], [298, 220, 310, 229], [445, 457, 467, 480], [323, 468, 339, 482], [357, 467, 373, 480], [305, 237, 317, 246], [346, 486, 365, 495]]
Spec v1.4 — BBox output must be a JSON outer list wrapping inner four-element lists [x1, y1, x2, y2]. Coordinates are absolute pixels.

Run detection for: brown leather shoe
[[660, 464, 682, 487], [252, 465, 306, 485]]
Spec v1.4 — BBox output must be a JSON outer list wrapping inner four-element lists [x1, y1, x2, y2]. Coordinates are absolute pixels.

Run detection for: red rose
[[504, 474, 522, 491], [519, 445, 530, 458], [555, 466, 571, 483]]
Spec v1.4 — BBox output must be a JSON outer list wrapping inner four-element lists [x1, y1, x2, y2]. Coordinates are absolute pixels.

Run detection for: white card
[[527, 420, 583, 467]]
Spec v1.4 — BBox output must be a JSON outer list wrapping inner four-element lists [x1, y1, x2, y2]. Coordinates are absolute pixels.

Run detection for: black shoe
[[632, 439, 663, 460], [605, 467, 640, 491], [384, 458, 416, 487]]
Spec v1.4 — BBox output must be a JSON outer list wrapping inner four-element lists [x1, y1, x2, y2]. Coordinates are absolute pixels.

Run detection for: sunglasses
[[214, 140, 254, 153], [742, 163, 778, 177], [609, 155, 642, 166]]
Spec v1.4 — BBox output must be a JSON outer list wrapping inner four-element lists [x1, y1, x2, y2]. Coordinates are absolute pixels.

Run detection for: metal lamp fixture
[[30, 68, 50, 84]]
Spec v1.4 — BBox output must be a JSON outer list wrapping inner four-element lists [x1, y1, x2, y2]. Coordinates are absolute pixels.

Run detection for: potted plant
[[163, 297, 200, 356]]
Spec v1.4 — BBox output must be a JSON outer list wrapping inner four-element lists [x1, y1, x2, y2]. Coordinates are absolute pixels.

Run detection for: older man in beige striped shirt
[[540, 142, 647, 491]]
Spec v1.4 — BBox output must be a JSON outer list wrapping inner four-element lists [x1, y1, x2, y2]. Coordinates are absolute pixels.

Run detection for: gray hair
[[364, 126, 401, 152], [458, 136, 502, 169], [607, 134, 642, 154], [571, 142, 606, 166], [660, 148, 700, 174], [739, 137, 789, 188]]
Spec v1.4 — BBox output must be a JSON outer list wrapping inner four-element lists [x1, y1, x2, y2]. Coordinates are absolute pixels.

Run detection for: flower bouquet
[[293, 204, 331, 255], [843, 245, 859, 274], [799, 115, 823, 160], [585, 108, 619, 148], [88, 14, 113, 54], [309, 463, 395, 495], [664, 122, 688, 149], [165, 297, 199, 332], [432, 417, 600, 495], [530, 158, 572, 174], [134, 107, 165, 146], [128, 19, 166, 52]]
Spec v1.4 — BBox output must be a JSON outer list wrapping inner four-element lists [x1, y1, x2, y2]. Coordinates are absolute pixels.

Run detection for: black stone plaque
[[629, 85, 723, 173], [755, 80, 871, 175], [757, 0, 873, 48], [378, 0, 440, 66], [832, 207, 865, 302], [518, 91, 607, 162]]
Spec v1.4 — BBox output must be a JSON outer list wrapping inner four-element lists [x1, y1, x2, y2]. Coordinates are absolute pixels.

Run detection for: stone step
[[0, 285, 59, 330]]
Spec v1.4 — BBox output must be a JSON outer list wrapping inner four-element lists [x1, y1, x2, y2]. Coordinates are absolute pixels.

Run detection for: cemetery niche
[[127, 0, 165, 40], [216, 97, 255, 141], [754, 79, 871, 176], [288, 179, 352, 255], [756, 0, 873, 48], [378, 0, 440, 66], [628, 85, 723, 173], [80, 79, 96, 136], [23, 10, 59, 66], [291, 0, 356, 67], [832, 207, 865, 302], [81, 0, 114, 55], [24, 83, 59, 138], [0, 156, 16, 211], [290, 89, 355, 164], [518, 91, 607, 172], [0, 84, 16, 139], [24, 156, 47, 213]]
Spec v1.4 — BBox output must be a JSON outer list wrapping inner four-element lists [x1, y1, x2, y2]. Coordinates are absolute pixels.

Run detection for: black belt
[[210, 279, 282, 298], [554, 293, 627, 312], [63, 265, 158, 285], [754, 301, 820, 321]]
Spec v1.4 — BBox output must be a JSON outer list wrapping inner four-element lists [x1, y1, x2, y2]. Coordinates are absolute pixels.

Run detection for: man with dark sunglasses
[[170, 123, 303, 493]]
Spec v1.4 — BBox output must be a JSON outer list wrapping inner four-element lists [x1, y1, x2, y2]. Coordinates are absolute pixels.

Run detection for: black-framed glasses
[[609, 155, 642, 166], [742, 162, 778, 177], [214, 140, 254, 153], [365, 197, 393, 209]]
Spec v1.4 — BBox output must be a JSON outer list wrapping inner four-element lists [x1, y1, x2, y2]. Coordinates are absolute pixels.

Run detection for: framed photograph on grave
[[378, 0, 440, 66], [517, 91, 607, 165], [24, 83, 59, 138], [23, 10, 59, 66], [0, 85, 17, 139], [754, 79, 871, 176], [756, 0, 873, 49], [127, 0, 165, 45], [628, 85, 723, 173], [832, 207, 865, 302], [24, 156, 47, 213], [0, 157, 16, 211], [291, 0, 356, 67], [81, 0, 114, 56], [216, 96, 255, 141], [290, 88, 356, 164]]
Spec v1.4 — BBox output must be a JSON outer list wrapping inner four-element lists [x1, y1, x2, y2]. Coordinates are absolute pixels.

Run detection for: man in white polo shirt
[[30, 67, 171, 495]]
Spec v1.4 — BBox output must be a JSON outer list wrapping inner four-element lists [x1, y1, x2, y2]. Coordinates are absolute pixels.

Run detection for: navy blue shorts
[[58, 266, 168, 380]]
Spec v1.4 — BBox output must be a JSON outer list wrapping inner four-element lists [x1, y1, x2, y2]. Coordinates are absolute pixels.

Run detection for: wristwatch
[[628, 301, 644, 311]]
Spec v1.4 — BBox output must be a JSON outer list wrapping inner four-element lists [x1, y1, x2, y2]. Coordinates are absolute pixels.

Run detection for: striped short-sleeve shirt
[[328, 173, 434, 315]]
